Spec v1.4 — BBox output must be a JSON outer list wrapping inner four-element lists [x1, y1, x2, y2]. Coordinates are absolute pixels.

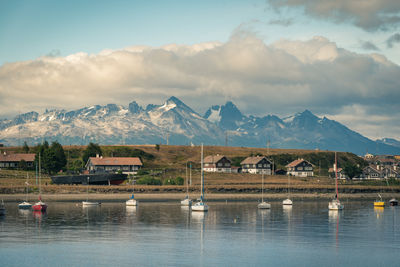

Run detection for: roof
[[241, 156, 269, 165], [88, 157, 142, 166], [203, 155, 226, 164], [0, 153, 35, 162], [286, 158, 312, 167]]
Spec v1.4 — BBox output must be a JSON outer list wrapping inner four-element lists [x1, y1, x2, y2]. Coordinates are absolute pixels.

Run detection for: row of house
[[203, 154, 314, 177], [0, 152, 143, 175]]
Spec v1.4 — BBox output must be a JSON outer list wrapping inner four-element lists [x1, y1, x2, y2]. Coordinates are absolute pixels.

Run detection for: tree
[[22, 141, 29, 153], [343, 163, 362, 179], [155, 144, 160, 151], [35, 141, 67, 174], [82, 143, 102, 165], [19, 159, 27, 170]]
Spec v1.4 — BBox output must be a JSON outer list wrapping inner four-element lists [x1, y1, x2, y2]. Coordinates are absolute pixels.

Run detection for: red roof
[[88, 157, 142, 166], [328, 167, 343, 173], [0, 153, 35, 162]]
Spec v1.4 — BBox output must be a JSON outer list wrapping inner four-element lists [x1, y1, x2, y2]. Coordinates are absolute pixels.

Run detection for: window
[[258, 164, 262, 168], [297, 167, 303, 171], [217, 163, 222, 167]]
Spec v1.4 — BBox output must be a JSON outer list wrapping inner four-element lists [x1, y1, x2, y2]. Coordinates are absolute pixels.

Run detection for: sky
[[0, 0, 400, 140]]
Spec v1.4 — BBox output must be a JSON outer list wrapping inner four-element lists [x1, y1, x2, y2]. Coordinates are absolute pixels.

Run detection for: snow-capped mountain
[[0, 96, 399, 155]]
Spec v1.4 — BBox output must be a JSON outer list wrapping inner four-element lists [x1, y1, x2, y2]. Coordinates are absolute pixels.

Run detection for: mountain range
[[0, 96, 399, 155]]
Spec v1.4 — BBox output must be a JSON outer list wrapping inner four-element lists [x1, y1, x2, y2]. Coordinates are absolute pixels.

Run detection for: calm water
[[0, 200, 399, 266]]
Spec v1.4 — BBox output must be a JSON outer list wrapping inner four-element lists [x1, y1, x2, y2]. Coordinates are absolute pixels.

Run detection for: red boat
[[32, 196, 47, 212]]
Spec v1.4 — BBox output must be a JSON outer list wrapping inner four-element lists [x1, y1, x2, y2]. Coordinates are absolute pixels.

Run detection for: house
[[360, 165, 382, 179], [328, 167, 347, 179], [203, 155, 231, 173], [240, 156, 273, 174], [86, 156, 143, 175], [381, 165, 400, 178], [0, 152, 35, 169], [286, 159, 314, 177]]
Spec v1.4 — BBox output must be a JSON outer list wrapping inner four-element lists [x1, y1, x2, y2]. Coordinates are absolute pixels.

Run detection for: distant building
[[328, 167, 347, 179], [286, 159, 314, 177], [240, 156, 273, 175], [360, 164, 400, 179], [203, 155, 231, 173], [86, 156, 142, 175], [0, 152, 35, 169]]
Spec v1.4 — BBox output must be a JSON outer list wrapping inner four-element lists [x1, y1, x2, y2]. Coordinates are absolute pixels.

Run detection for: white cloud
[[268, 0, 400, 31], [0, 33, 399, 139]]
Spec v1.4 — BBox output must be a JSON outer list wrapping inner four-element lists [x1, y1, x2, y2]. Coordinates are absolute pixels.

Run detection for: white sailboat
[[82, 177, 101, 206], [181, 162, 192, 206], [126, 179, 138, 206], [258, 174, 271, 209], [192, 144, 208, 212], [282, 174, 293, 205], [329, 152, 344, 210], [32, 153, 47, 212], [19, 174, 32, 209]]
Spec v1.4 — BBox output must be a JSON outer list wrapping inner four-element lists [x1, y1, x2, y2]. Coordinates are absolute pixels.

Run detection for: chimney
[[376, 165, 380, 170], [96, 154, 99, 158]]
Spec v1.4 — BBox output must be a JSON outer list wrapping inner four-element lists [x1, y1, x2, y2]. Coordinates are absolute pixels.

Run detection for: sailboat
[[18, 174, 32, 209], [282, 173, 293, 205], [385, 177, 398, 206], [374, 193, 385, 207], [32, 153, 48, 212], [192, 144, 208, 212], [126, 179, 138, 206], [258, 173, 271, 209], [181, 162, 192, 206], [329, 152, 344, 210], [82, 177, 101, 206]]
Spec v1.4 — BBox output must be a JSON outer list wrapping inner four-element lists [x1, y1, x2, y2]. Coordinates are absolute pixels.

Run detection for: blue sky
[[1, 0, 400, 140]]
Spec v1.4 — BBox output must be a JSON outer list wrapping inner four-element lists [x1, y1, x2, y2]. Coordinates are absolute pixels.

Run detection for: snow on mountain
[[0, 97, 399, 155]]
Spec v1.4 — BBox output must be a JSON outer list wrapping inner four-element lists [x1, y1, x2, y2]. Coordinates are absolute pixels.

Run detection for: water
[[0, 201, 399, 266]]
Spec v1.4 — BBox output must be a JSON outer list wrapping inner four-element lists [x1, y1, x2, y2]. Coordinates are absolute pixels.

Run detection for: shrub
[[136, 176, 162, 185]]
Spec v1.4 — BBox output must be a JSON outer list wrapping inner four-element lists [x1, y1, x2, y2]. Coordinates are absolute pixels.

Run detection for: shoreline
[[1, 192, 399, 202]]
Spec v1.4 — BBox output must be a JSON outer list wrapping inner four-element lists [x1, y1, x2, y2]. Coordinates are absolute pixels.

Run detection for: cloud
[[360, 40, 380, 51], [386, 33, 400, 48], [0, 33, 400, 139], [268, 0, 400, 31], [269, 18, 293, 26]]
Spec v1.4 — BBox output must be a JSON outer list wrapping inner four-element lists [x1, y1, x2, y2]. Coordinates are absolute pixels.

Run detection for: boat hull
[[51, 173, 128, 185], [18, 202, 32, 209], [282, 199, 293, 205], [32, 203, 47, 212], [329, 200, 344, 210], [82, 201, 101, 206], [180, 198, 192, 206], [389, 199, 398, 206], [258, 202, 271, 209], [374, 201, 385, 207], [192, 202, 208, 211], [126, 199, 138, 206]]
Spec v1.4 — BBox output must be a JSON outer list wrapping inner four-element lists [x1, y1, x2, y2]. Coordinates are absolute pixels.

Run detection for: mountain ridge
[[0, 96, 399, 155]]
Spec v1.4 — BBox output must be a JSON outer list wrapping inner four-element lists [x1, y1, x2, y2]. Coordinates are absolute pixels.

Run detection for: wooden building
[[203, 155, 231, 173], [0, 152, 35, 169], [286, 159, 314, 177], [240, 156, 272, 175], [86, 156, 142, 175]]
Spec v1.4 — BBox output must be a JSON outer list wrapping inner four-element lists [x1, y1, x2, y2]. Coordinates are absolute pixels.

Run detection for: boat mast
[[335, 152, 339, 200], [39, 152, 41, 200], [201, 143, 204, 201], [262, 173, 264, 202], [87, 177, 90, 202]]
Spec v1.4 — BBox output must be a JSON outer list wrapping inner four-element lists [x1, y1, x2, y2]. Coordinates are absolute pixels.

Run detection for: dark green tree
[[22, 141, 29, 153], [19, 159, 27, 170], [35, 141, 67, 174], [155, 144, 160, 151], [50, 141, 67, 172], [343, 163, 362, 179], [82, 143, 102, 164]]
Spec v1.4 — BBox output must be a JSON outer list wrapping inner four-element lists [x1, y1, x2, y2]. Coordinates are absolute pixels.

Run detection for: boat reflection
[[126, 205, 137, 215], [374, 206, 384, 219]]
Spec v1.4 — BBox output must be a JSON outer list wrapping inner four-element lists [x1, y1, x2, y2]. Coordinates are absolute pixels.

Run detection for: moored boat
[[82, 177, 101, 206], [329, 152, 343, 210], [389, 198, 398, 206], [32, 197, 47, 212], [374, 194, 385, 207], [126, 194, 138, 206], [192, 144, 208, 212], [258, 173, 271, 209], [18, 201, 32, 209]]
